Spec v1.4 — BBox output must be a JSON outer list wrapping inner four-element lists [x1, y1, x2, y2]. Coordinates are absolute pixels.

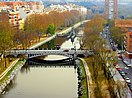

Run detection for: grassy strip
[[79, 60, 88, 98], [0, 60, 25, 84]]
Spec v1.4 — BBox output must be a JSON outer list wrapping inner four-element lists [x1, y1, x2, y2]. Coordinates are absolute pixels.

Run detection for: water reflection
[[1, 64, 78, 98]]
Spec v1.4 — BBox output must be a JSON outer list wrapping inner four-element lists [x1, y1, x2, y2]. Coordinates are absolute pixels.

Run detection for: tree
[[46, 24, 56, 36], [110, 26, 124, 49], [0, 21, 14, 67]]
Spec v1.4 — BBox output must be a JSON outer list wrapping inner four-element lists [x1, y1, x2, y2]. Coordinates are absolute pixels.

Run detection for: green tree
[[110, 26, 124, 49], [47, 24, 56, 36]]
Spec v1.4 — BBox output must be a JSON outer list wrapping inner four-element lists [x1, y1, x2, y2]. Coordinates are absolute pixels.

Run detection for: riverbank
[[79, 58, 93, 98], [78, 59, 88, 98], [0, 59, 26, 93]]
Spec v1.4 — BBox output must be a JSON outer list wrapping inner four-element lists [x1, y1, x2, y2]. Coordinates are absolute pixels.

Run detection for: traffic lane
[[118, 60, 132, 83]]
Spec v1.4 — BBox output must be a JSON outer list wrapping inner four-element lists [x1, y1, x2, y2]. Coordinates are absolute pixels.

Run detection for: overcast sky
[[46, 0, 132, 2]]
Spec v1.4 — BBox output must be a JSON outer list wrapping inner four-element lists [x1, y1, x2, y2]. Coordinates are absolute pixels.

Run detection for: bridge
[[6, 49, 94, 59]]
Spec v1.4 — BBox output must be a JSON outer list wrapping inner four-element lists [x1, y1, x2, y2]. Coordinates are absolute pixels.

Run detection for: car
[[127, 64, 132, 67], [63, 49, 69, 52], [127, 82, 131, 87], [116, 67, 122, 71], [118, 57, 122, 61], [112, 46, 116, 51], [118, 54, 123, 59], [129, 84, 132, 92], [117, 50, 124, 54], [115, 64, 119, 68], [123, 60, 131, 67], [119, 70, 126, 77], [125, 77, 131, 83]]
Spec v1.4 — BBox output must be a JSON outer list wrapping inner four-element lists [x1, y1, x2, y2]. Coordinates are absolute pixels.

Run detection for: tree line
[[0, 10, 82, 68], [109, 19, 124, 49], [83, 15, 119, 98], [0, 10, 81, 52]]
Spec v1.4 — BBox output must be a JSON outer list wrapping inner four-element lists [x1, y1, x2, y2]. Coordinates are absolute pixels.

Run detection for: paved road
[[103, 27, 132, 97], [118, 60, 132, 83]]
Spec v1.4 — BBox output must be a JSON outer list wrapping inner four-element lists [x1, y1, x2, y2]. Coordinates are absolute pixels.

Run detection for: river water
[[1, 29, 83, 98], [1, 66, 78, 98]]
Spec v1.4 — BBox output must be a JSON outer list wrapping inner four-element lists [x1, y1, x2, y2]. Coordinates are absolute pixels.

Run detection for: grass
[[0, 60, 25, 84], [0, 58, 16, 75], [79, 59, 88, 98]]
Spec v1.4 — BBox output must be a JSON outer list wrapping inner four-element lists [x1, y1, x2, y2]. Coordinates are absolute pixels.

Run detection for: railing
[[6, 49, 94, 58]]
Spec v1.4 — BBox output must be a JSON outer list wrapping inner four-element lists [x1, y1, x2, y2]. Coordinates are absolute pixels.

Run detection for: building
[[115, 20, 132, 58], [44, 4, 87, 15], [115, 19, 132, 28], [0, 11, 20, 30], [105, 0, 118, 20], [126, 32, 132, 58], [0, 1, 44, 30], [9, 11, 20, 30], [0, 11, 9, 22]]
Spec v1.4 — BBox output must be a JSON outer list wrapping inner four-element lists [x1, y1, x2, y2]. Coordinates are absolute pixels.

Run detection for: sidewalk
[[0, 59, 19, 80]]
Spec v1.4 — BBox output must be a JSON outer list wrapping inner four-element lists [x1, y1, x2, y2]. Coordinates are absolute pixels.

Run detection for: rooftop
[[115, 19, 132, 28]]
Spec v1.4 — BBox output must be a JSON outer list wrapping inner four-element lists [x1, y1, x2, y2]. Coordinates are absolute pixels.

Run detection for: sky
[[43, 0, 132, 3]]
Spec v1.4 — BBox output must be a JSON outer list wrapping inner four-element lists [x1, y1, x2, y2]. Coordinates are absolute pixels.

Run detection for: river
[[1, 29, 84, 98]]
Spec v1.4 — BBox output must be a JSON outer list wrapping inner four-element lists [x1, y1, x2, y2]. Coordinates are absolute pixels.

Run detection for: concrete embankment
[[0, 59, 26, 93], [79, 58, 93, 98]]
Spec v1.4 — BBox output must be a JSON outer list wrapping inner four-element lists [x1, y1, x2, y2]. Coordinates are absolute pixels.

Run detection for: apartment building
[[0, 11, 9, 22], [126, 32, 132, 58], [0, 1, 44, 30]]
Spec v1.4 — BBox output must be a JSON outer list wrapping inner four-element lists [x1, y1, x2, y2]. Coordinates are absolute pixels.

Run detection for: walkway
[[80, 58, 94, 98], [0, 59, 19, 80]]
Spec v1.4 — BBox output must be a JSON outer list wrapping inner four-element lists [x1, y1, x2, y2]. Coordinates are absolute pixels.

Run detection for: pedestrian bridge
[[6, 49, 94, 59]]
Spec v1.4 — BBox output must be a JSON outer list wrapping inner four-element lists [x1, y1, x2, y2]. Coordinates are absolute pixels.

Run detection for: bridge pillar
[[26, 54, 29, 59]]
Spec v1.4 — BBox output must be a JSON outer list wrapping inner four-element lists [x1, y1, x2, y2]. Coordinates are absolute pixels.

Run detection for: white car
[[123, 60, 131, 67], [127, 64, 132, 67], [125, 77, 131, 83]]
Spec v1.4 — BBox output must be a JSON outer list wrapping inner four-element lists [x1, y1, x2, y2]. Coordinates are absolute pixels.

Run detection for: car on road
[[129, 84, 132, 92], [118, 57, 122, 61], [118, 54, 123, 59], [112, 46, 116, 51], [123, 60, 131, 67], [63, 49, 69, 52], [117, 50, 124, 54], [115, 65, 122, 71], [124, 77, 131, 83], [119, 70, 126, 77]]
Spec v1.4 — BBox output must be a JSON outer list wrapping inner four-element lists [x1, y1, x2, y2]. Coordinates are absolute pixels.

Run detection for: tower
[[105, 0, 118, 20], [105, 0, 109, 19], [114, 0, 118, 19]]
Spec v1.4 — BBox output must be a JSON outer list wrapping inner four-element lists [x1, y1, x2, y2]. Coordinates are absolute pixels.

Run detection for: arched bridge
[[6, 49, 94, 59]]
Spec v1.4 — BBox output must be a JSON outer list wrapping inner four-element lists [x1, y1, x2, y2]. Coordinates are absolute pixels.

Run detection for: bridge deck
[[6, 49, 94, 58]]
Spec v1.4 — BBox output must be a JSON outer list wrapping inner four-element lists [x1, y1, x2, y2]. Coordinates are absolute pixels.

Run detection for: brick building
[[126, 32, 132, 58], [0, 11, 20, 30], [115, 20, 132, 58], [0, 11, 9, 22], [0, 1, 44, 30]]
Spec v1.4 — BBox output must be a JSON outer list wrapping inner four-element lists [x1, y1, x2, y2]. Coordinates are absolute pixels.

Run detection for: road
[[118, 60, 132, 83], [103, 27, 132, 83], [103, 26, 132, 97]]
